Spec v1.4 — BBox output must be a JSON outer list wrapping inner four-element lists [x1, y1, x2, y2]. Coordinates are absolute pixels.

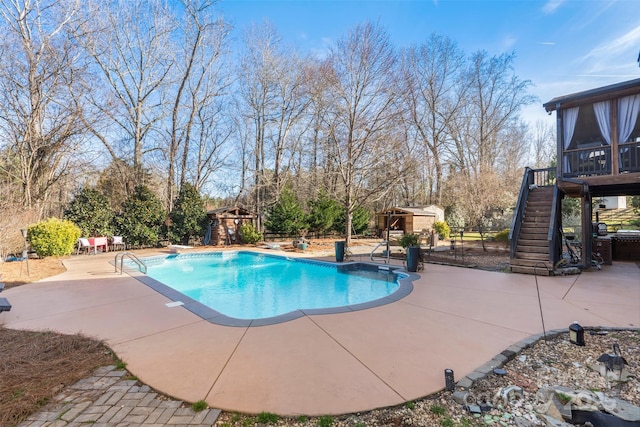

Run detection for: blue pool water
[[141, 252, 404, 320]]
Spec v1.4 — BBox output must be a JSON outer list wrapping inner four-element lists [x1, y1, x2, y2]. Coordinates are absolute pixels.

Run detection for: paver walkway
[[18, 366, 220, 427]]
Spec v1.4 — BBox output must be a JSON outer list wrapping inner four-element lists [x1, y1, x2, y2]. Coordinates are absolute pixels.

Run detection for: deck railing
[[619, 141, 640, 173], [563, 145, 611, 178]]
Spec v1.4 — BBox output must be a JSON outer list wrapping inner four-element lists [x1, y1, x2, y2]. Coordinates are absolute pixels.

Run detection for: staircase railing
[[510, 168, 532, 258], [115, 252, 147, 274], [510, 167, 556, 259]]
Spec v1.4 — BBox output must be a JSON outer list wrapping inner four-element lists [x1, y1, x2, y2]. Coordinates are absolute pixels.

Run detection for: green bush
[[168, 183, 207, 245], [239, 223, 262, 244], [398, 233, 419, 248], [64, 187, 114, 237], [114, 185, 166, 248], [308, 191, 341, 235], [334, 205, 370, 235], [494, 228, 510, 243], [28, 218, 81, 257], [433, 221, 450, 240], [264, 188, 308, 235]]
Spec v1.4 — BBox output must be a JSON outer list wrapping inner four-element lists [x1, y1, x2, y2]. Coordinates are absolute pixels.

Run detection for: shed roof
[[377, 206, 441, 216], [206, 206, 255, 217]]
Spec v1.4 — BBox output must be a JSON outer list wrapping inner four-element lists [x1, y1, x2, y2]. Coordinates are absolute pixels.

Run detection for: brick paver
[[17, 366, 221, 426]]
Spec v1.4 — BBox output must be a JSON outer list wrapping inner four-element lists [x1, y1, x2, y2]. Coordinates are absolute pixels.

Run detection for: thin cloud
[[502, 34, 517, 50], [537, 42, 556, 46], [579, 26, 640, 67], [542, 0, 563, 14]]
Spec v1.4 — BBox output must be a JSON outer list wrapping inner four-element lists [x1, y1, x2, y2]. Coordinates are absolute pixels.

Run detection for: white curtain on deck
[[618, 94, 640, 143], [563, 107, 579, 173], [617, 94, 640, 169], [593, 101, 612, 145]]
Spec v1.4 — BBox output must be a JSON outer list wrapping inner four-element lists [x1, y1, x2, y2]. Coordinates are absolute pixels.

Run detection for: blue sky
[[218, 0, 640, 126]]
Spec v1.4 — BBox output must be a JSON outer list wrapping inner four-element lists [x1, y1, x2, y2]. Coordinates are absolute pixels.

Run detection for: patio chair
[[111, 236, 126, 251], [77, 238, 93, 255]]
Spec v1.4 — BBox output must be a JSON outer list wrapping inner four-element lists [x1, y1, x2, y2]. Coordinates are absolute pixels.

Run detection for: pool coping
[[121, 251, 418, 327]]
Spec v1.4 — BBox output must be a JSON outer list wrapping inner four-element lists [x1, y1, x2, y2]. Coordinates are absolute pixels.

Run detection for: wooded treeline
[[0, 0, 555, 245]]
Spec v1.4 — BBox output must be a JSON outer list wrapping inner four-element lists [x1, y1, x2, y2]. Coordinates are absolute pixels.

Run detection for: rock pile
[[446, 328, 639, 426]]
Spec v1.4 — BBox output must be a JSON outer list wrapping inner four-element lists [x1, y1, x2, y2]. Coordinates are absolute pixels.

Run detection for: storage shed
[[375, 206, 444, 238], [206, 206, 257, 246]]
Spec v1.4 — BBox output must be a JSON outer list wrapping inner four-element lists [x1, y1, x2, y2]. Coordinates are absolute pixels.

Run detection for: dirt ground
[[0, 241, 510, 426], [0, 256, 67, 289]]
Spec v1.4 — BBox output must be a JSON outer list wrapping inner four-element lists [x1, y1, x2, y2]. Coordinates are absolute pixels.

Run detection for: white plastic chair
[[111, 236, 125, 251], [77, 238, 93, 255]]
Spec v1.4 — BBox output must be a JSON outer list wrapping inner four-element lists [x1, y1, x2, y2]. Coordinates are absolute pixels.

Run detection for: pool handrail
[[115, 252, 147, 274], [370, 241, 390, 264]]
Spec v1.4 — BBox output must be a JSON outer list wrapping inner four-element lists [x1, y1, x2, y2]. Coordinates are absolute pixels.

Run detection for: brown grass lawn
[[0, 257, 114, 426]]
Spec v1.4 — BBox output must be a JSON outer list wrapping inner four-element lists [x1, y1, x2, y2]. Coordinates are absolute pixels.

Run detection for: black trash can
[[406, 246, 420, 272], [335, 241, 345, 262]]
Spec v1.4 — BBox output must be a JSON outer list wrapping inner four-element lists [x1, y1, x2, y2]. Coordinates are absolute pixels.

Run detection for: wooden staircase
[[510, 186, 554, 275]]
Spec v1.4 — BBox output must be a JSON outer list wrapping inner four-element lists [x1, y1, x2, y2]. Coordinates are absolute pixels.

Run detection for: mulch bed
[[0, 328, 114, 426]]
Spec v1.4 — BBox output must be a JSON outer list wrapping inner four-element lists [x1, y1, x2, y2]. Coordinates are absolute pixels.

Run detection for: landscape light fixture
[[444, 369, 455, 391], [569, 321, 585, 346]]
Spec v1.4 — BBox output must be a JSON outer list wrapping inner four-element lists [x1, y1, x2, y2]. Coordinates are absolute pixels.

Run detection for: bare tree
[[300, 59, 341, 197], [460, 51, 535, 174], [164, 0, 231, 208], [237, 21, 311, 229], [0, 0, 93, 215], [325, 21, 406, 246], [499, 118, 530, 182], [530, 119, 555, 168], [75, 0, 175, 184], [444, 51, 534, 244], [399, 33, 466, 206]]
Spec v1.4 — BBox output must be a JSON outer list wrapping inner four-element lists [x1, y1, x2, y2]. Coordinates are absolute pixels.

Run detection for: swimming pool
[[131, 251, 414, 326]]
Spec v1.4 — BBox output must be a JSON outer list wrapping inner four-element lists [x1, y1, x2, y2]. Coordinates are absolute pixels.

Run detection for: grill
[[612, 231, 640, 261]]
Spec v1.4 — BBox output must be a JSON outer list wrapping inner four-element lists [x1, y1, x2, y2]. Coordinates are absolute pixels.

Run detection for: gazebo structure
[[206, 206, 256, 246]]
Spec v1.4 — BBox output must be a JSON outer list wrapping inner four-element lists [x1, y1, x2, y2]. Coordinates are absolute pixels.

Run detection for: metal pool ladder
[[370, 241, 390, 264], [115, 252, 147, 274]]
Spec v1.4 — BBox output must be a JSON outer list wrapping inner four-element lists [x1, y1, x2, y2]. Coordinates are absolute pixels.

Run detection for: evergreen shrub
[[494, 228, 510, 244], [168, 183, 207, 245], [114, 186, 166, 248], [264, 188, 308, 236], [64, 187, 113, 237], [433, 221, 450, 240], [240, 223, 262, 244], [28, 218, 81, 257]]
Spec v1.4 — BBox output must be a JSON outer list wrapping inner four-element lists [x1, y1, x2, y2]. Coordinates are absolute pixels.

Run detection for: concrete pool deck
[[1, 248, 638, 416]]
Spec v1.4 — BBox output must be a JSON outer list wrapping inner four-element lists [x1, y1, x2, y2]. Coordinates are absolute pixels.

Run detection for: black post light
[[459, 229, 464, 265], [386, 211, 391, 262], [21, 228, 29, 277], [450, 233, 456, 261]]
